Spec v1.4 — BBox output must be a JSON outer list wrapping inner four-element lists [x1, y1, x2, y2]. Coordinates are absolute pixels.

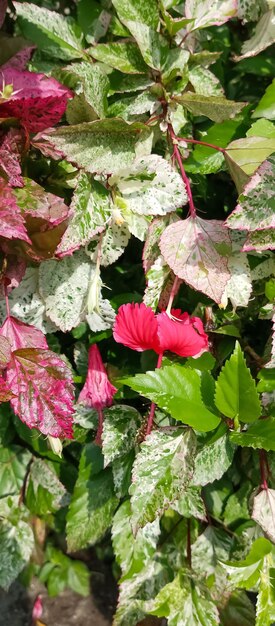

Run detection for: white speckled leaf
[[122, 21, 169, 70], [221, 233, 252, 309], [86, 298, 116, 331], [0, 517, 34, 590], [39, 250, 94, 332], [112, 0, 159, 29], [226, 157, 275, 232], [64, 61, 109, 119], [109, 155, 187, 216], [243, 228, 275, 252], [144, 256, 174, 311], [118, 203, 151, 241], [57, 173, 111, 256], [188, 66, 224, 97], [90, 222, 131, 266], [235, 9, 275, 60], [0, 268, 57, 334], [42, 119, 150, 175], [102, 405, 142, 466], [252, 489, 275, 543], [192, 433, 235, 487], [14, 2, 84, 60], [130, 429, 196, 530], [160, 216, 231, 303], [237, 0, 266, 23], [112, 500, 160, 578], [185, 0, 237, 30]]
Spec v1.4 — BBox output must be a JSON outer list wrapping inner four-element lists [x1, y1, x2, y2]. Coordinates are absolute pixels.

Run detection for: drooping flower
[[113, 303, 208, 358], [0, 68, 73, 133], [78, 344, 117, 446], [78, 344, 117, 411]]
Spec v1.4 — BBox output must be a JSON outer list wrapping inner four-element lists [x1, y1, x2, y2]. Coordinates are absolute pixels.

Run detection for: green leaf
[[122, 20, 169, 70], [124, 364, 221, 432], [113, 0, 159, 28], [220, 590, 256, 626], [0, 516, 34, 590], [221, 538, 272, 589], [175, 93, 245, 123], [235, 9, 275, 61], [66, 443, 119, 550], [243, 228, 275, 252], [26, 459, 70, 516], [253, 79, 275, 120], [130, 429, 196, 530], [150, 572, 220, 625], [215, 341, 261, 422], [226, 157, 275, 233], [192, 431, 235, 487], [42, 119, 151, 175], [56, 173, 111, 256], [258, 368, 275, 392], [184, 118, 241, 175], [223, 481, 251, 525], [256, 554, 275, 626], [102, 405, 142, 466], [225, 136, 275, 178], [252, 489, 275, 543], [173, 486, 206, 520], [247, 119, 275, 139], [230, 418, 275, 451], [14, 2, 84, 60], [191, 525, 233, 577], [0, 444, 32, 498], [112, 500, 160, 578], [89, 42, 148, 74], [77, 0, 111, 44], [109, 154, 187, 216]]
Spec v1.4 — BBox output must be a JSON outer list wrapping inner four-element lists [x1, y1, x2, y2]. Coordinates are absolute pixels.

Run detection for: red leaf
[[0, 129, 25, 187], [15, 178, 70, 226], [0, 178, 31, 244], [7, 348, 74, 438], [0, 0, 7, 28], [0, 316, 47, 351], [0, 376, 14, 401], [0, 336, 11, 368], [160, 216, 231, 304], [2, 45, 36, 71], [0, 255, 26, 297], [0, 68, 73, 133]]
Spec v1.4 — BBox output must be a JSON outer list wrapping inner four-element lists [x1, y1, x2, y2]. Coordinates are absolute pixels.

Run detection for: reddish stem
[[259, 449, 268, 490], [95, 408, 104, 446], [168, 124, 196, 217], [166, 276, 181, 315], [178, 136, 225, 153], [187, 519, 192, 568], [146, 352, 164, 436]]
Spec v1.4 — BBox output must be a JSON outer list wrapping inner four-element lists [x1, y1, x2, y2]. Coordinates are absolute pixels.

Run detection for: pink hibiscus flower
[[113, 303, 208, 358]]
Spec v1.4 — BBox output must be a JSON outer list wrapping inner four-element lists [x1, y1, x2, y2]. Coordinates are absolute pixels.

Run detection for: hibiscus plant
[[0, 0, 275, 624]]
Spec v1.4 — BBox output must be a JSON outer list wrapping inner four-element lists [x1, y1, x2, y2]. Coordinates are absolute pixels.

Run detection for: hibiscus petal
[[157, 311, 208, 357], [113, 302, 160, 353]]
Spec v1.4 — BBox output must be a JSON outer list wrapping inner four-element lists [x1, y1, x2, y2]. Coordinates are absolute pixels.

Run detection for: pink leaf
[[0, 316, 48, 351], [0, 129, 25, 187], [0, 68, 73, 133], [0, 0, 7, 28], [0, 255, 26, 297], [160, 217, 231, 304], [14, 177, 70, 226], [31, 131, 65, 160], [0, 178, 31, 244], [0, 336, 11, 368], [2, 45, 36, 71], [7, 348, 74, 438], [0, 376, 14, 401]]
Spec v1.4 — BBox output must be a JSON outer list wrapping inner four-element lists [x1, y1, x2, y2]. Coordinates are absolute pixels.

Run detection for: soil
[[0, 579, 112, 626]]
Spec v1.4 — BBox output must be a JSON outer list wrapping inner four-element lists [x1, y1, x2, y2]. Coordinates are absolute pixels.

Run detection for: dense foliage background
[[0, 0, 275, 624]]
